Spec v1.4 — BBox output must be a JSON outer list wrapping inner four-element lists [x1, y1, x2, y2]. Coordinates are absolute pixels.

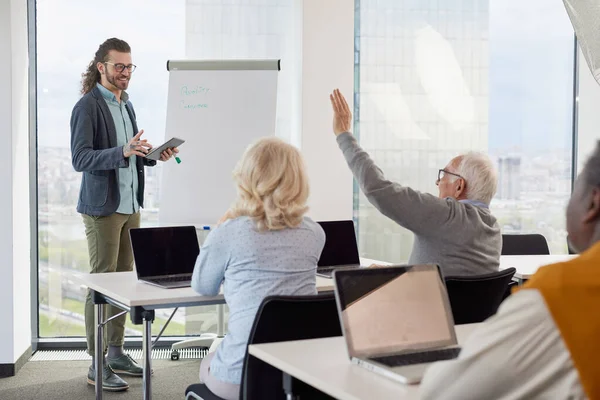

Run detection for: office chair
[[504, 280, 519, 301], [185, 294, 341, 400], [501, 234, 550, 255], [445, 268, 516, 324]]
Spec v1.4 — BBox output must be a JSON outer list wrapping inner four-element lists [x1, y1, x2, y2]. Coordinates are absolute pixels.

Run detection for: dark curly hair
[[80, 38, 131, 95]]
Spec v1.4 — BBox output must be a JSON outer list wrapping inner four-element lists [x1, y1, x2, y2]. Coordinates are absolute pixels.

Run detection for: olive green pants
[[82, 212, 140, 356]]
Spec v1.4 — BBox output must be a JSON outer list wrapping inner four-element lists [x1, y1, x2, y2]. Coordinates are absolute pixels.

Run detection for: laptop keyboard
[[153, 276, 191, 283], [317, 267, 335, 275], [318, 265, 360, 276], [371, 348, 460, 367]]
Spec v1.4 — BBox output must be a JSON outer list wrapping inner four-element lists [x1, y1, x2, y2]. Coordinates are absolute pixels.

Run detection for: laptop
[[332, 265, 461, 384], [316, 220, 361, 278], [129, 226, 200, 289]]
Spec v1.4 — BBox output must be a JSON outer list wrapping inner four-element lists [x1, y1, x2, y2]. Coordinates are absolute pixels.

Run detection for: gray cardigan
[[70, 86, 156, 216], [337, 133, 501, 276]]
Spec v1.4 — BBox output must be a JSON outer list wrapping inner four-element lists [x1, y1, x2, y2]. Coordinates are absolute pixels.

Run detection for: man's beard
[[106, 70, 130, 90]]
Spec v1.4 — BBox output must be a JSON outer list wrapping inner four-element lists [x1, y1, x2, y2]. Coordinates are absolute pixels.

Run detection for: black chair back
[[501, 234, 550, 255], [240, 294, 342, 400], [445, 268, 516, 324]]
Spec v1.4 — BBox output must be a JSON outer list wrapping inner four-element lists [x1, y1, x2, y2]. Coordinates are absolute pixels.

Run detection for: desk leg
[[283, 372, 298, 400], [142, 312, 154, 400], [95, 303, 104, 400]]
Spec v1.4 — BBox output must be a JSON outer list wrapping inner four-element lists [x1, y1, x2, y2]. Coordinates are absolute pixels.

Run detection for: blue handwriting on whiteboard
[[180, 85, 210, 96], [180, 100, 209, 110]]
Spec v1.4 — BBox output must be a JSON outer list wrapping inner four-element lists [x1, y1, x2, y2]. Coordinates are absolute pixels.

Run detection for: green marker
[[174, 155, 181, 164]]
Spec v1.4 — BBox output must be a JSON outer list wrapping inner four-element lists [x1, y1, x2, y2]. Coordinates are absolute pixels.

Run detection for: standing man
[[71, 38, 178, 391]]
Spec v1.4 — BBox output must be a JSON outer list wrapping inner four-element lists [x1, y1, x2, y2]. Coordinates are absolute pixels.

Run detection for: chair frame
[[444, 267, 517, 324], [185, 293, 340, 400], [501, 233, 550, 255]]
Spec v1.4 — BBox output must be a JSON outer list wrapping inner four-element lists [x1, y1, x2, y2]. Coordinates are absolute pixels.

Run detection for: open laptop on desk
[[332, 265, 461, 384], [129, 226, 199, 289], [316, 220, 361, 278]]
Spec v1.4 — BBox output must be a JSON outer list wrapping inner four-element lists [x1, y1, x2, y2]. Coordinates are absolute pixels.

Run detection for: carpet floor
[[0, 358, 201, 400]]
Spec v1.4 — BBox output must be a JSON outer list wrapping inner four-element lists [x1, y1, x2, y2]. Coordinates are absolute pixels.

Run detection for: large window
[[36, 0, 298, 339], [354, 0, 575, 262]]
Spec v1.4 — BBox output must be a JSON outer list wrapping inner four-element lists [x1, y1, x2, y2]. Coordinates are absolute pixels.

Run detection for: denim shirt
[[96, 83, 139, 214]]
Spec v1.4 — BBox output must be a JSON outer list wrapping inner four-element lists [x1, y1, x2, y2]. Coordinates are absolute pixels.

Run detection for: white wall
[[0, 0, 16, 365], [11, 0, 32, 361], [577, 45, 600, 175], [301, 0, 354, 221], [0, 0, 32, 364]]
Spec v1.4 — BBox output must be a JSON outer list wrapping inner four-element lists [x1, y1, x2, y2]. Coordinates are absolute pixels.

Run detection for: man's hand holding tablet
[[145, 137, 185, 162]]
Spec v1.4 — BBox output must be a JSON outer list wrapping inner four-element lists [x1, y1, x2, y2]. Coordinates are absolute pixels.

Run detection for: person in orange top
[[420, 143, 600, 400]]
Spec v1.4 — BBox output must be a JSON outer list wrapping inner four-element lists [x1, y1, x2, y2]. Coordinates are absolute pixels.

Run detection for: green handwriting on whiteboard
[[180, 85, 210, 96], [180, 100, 209, 110]]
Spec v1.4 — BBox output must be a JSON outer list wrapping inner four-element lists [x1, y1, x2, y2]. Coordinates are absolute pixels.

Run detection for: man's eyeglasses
[[105, 62, 137, 73], [437, 169, 463, 182]]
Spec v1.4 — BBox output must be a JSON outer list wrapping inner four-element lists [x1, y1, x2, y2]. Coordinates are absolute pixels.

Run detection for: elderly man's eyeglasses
[[437, 169, 463, 182], [104, 62, 137, 73]]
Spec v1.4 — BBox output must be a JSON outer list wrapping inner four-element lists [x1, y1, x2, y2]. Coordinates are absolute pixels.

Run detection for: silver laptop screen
[[333, 265, 457, 358]]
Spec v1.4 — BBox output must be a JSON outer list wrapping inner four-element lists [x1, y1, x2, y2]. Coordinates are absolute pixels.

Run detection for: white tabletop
[[248, 323, 480, 400], [499, 254, 576, 279], [71, 257, 382, 308]]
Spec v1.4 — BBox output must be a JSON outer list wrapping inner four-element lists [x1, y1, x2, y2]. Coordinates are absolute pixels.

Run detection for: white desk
[[71, 257, 380, 400], [248, 324, 480, 400], [499, 254, 576, 281]]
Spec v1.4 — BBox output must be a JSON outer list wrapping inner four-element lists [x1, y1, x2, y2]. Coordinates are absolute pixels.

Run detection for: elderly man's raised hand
[[329, 89, 352, 136]]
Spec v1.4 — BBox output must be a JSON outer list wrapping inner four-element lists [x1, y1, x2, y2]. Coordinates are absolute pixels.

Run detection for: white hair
[[454, 152, 498, 205]]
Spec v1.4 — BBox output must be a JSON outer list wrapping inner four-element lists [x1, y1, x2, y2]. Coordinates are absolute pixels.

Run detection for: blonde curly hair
[[229, 137, 309, 231]]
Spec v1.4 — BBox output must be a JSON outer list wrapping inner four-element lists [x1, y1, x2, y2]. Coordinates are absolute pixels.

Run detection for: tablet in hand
[[145, 137, 185, 161]]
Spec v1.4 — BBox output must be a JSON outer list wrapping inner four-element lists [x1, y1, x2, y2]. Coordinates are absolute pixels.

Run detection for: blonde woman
[[191, 137, 325, 400]]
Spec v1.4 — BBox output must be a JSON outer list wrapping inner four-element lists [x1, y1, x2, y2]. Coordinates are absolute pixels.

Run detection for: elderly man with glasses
[[329, 89, 501, 276]]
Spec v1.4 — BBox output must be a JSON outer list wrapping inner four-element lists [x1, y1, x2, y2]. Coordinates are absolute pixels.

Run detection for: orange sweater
[[520, 241, 600, 399]]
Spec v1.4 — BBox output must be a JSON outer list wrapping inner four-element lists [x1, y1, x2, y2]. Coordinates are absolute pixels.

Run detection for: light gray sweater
[[191, 216, 325, 384], [337, 133, 501, 276]]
